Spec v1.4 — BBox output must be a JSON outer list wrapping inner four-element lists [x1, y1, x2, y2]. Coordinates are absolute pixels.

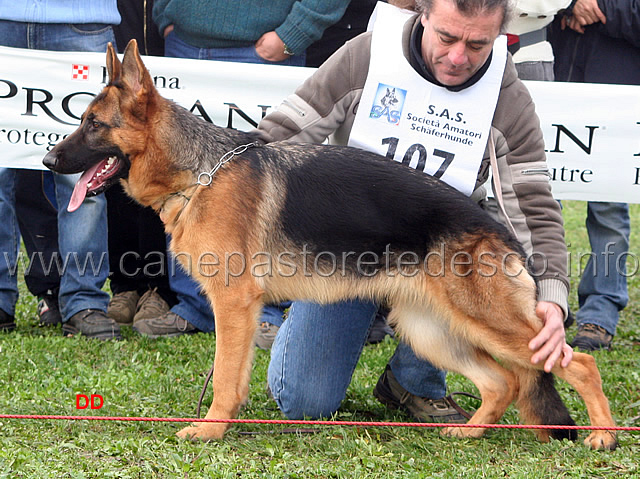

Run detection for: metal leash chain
[[197, 142, 259, 186]]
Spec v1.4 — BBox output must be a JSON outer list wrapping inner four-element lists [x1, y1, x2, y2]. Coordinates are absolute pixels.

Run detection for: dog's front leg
[[177, 282, 262, 441]]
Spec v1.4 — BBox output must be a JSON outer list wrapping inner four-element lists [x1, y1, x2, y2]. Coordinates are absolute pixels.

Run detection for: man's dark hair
[[416, 0, 513, 33]]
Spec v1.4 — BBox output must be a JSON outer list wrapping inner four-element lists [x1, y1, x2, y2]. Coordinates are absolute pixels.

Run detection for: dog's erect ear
[[106, 42, 121, 83], [121, 39, 152, 96]]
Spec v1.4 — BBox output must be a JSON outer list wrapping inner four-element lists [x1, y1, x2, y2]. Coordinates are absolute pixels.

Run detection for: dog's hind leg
[[177, 281, 263, 441], [459, 326, 615, 449], [469, 318, 616, 449], [552, 353, 618, 450], [391, 305, 517, 439], [438, 350, 518, 439]]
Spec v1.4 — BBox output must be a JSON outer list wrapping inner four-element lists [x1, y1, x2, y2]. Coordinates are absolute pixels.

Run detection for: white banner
[[1, 46, 639, 203]]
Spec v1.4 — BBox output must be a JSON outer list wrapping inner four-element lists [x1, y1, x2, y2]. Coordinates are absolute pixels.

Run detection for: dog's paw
[[176, 424, 226, 442], [584, 431, 618, 450], [440, 425, 484, 439]]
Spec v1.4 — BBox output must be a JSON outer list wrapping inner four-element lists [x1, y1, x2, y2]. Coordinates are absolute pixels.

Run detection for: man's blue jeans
[[164, 31, 306, 66], [166, 245, 215, 333], [0, 20, 117, 52], [0, 21, 113, 319], [268, 299, 447, 419], [577, 202, 630, 336]]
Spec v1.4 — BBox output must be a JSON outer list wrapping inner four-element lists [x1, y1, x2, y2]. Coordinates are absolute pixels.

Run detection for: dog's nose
[[42, 151, 57, 170]]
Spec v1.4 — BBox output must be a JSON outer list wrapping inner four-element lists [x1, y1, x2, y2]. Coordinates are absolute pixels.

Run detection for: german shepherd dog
[[44, 40, 617, 450]]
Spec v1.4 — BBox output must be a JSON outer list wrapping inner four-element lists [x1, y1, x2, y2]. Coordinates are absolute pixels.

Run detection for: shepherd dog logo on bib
[[369, 83, 407, 125]]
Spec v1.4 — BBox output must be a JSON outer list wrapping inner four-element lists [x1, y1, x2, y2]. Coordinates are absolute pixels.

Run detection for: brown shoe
[[572, 323, 613, 351], [63, 309, 122, 340], [255, 321, 280, 350], [373, 365, 470, 423], [133, 288, 169, 323], [107, 290, 140, 324], [132, 311, 199, 338]]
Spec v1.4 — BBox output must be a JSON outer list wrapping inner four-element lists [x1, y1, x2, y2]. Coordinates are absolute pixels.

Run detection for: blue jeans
[[0, 21, 114, 319], [167, 252, 215, 333], [0, 170, 20, 316], [164, 31, 306, 66], [0, 20, 117, 52], [0, 169, 109, 319], [577, 202, 630, 336], [268, 300, 447, 419]]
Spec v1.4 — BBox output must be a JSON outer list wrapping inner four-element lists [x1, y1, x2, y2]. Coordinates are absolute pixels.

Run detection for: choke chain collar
[[196, 142, 259, 186]]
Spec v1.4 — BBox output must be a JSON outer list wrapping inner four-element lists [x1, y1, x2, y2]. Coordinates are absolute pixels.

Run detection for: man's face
[[420, 0, 503, 86]]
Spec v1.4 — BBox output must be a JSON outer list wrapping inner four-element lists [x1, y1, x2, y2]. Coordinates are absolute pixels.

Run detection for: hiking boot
[[255, 321, 279, 350], [63, 309, 122, 340], [571, 323, 613, 351], [373, 365, 468, 423], [366, 309, 395, 344], [107, 290, 140, 324], [37, 291, 62, 326], [0, 309, 16, 332], [133, 288, 169, 323], [133, 311, 199, 338]]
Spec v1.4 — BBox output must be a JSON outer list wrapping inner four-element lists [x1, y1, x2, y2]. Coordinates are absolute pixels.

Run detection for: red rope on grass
[[0, 414, 638, 431]]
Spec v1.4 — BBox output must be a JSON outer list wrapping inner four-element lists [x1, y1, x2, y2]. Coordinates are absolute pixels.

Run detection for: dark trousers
[[105, 184, 174, 304], [15, 170, 60, 297]]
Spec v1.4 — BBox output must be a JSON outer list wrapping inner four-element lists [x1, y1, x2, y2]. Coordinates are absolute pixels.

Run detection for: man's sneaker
[[255, 321, 279, 350], [366, 309, 395, 344], [133, 311, 199, 338], [133, 288, 169, 323], [107, 290, 140, 324], [572, 323, 613, 351], [37, 292, 62, 326], [63, 309, 122, 340], [373, 365, 469, 423], [0, 309, 16, 332]]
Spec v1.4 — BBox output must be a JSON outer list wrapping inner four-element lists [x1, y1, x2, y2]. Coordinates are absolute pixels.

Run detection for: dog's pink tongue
[[68, 163, 102, 212]]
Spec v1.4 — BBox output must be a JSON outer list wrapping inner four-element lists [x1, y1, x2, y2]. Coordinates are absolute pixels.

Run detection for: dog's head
[[43, 40, 155, 212], [380, 88, 398, 108]]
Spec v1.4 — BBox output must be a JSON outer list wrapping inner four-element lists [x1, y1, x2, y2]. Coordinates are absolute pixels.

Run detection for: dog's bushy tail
[[515, 367, 578, 442]]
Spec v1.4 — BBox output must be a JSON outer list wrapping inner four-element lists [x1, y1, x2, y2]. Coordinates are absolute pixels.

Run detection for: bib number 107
[[382, 137, 455, 178]]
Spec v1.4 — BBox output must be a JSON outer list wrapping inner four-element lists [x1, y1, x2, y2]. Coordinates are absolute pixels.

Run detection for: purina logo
[[369, 83, 406, 125], [72, 64, 90, 81]]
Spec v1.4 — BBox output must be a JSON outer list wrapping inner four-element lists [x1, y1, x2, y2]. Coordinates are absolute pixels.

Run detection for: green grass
[[0, 200, 639, 477]]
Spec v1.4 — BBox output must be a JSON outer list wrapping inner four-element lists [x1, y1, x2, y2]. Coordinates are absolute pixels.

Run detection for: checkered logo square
[[71, 64, 90, 81]]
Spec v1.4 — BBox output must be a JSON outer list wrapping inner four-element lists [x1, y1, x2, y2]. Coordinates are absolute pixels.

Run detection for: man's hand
[[562, 0, 607, 33], [255, 31, 290, 62], [528, 301, 573, 373]]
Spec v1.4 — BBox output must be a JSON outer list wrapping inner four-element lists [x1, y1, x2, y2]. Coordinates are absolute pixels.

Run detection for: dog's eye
[[91, 121, 101, 129]]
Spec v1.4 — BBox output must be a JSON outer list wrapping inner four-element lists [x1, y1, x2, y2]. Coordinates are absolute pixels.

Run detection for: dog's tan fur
[[44, 40, 617, 450]]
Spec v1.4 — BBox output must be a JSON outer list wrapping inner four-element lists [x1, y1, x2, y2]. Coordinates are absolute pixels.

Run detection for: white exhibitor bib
[[349, 2, 507, 196]]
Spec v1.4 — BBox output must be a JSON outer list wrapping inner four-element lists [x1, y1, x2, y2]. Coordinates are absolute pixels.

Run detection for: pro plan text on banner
[[0, 46, 639, 203], [0, 45, 313, 169]]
